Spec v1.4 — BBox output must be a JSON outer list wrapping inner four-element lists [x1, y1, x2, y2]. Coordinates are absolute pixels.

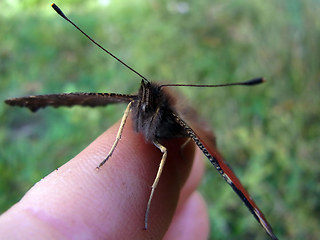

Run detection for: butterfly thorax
[[131, 80, 187, 142]]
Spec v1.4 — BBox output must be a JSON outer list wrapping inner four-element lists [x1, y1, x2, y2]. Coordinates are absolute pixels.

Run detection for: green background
[[1, 0, 319, 239]]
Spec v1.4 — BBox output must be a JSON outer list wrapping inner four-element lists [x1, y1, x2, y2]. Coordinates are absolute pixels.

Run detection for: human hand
[[0, 117, 209, 239]]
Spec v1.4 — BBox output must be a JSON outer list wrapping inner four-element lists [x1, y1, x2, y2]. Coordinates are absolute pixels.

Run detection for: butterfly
[[5, 3, 278, 239]]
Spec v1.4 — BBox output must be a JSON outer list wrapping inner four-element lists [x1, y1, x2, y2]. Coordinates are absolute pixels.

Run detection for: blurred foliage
[[1, 0, 320, 239]]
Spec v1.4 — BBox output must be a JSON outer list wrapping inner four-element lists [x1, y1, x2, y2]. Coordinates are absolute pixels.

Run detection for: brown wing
[[174, 114, 278, 240], [5, 92, 136, 112]]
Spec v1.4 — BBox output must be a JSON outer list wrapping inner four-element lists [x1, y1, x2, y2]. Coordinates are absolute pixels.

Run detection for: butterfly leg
[[144, 140, 167, 230], [96, 101, 133, 169], [181, 137, 191, 151], [178, 138, 192, 162]]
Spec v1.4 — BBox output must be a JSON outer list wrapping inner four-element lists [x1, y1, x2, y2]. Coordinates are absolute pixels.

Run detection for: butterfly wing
[[5, 92, 136, 112], [174, 114, 278, 240]]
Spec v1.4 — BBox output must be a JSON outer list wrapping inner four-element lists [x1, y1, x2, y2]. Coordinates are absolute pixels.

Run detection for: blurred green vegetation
[[1, 0, 319, 239]]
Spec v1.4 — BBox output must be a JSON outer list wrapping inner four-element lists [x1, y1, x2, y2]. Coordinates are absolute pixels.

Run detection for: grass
[[1, 0, 320, 239]]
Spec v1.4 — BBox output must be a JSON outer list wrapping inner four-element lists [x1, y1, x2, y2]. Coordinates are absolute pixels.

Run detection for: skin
[[0, 117, 209, 240]]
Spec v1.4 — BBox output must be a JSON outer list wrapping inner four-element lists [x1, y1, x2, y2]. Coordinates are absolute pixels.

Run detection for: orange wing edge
[[174, 114, 278, 240]]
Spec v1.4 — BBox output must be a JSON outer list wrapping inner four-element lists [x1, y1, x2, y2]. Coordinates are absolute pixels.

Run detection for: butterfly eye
[[141, 103, 147, 111], [141, 103, 151, 112]]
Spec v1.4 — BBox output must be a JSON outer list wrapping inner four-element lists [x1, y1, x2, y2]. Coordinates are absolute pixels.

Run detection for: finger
[[164, 148, 209, 240], [0, 117, 197, 240], [178, 148, 206, 209], [164, 191, 209, 240]]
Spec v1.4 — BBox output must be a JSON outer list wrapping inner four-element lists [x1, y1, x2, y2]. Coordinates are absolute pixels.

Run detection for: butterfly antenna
[[51, 3, 149, 82], [160, 77, 265, 88]]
